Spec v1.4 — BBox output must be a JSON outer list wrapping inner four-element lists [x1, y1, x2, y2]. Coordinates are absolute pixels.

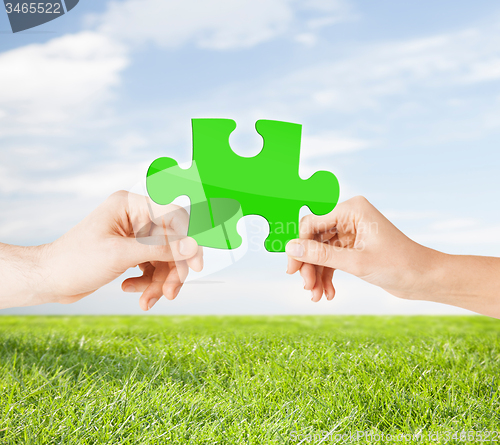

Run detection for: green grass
[[0, 316, 499, 444]]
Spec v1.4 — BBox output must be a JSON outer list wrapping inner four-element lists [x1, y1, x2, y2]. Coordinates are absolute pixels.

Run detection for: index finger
[[286, 209, 343, 274], [286, 214, 321, 275]]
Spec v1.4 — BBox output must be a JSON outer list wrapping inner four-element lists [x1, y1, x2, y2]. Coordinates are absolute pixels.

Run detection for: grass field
[[0, 316, 499, 444]]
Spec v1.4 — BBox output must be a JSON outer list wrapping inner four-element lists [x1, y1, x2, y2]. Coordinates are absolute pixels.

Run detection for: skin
[[286, 196, 500, 319], [1, 192, 499, 318], [0, 191, 203, 311]]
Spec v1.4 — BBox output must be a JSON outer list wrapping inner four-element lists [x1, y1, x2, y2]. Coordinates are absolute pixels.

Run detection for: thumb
[[120, 235, 199, 266], [285, 239, 358, 273]]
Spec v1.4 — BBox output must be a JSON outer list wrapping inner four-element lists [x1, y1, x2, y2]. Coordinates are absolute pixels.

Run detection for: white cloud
[[383, 210, 438, 221], [294, 33, 317, 46], [0, 0, 350, 138], [429, 218, 478, 231], [0, 31, 128, 136], [95, 0, 350, 50], [0, 160, 148, 198], [301, 133, 372, 158], [111, 132, 149, 156], [266, 24, 500, 113], [0, 157, 152, 243], [415, 225, 500, 246], [0, 194, 98, 242]]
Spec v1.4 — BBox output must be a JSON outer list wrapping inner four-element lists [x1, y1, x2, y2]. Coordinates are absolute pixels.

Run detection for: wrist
[[403, 247, 471, 305], [417, 253, 500, 316], [0, 243, 54, 308], [392, 244, 448, 301], [32, 242, 58, 304], [411, 248, 451, 301]]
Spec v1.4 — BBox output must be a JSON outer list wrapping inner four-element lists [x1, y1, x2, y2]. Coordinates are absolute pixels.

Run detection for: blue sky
[[1, 0, 500, 315]]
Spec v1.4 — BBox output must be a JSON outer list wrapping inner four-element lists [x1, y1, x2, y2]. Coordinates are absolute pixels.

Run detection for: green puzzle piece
[[146, 119, 340, 252]]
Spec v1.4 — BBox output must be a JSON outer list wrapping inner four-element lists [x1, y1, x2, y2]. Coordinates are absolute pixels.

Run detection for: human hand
[[285, 196, 442, 302], [42, 191, 203, 311]]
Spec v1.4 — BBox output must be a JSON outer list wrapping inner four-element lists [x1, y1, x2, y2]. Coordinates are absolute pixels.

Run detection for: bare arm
[[0, 191, 203, 311], [425, 254, 500, 317], [285, 196, 500, 319], [0, 243, 51, 308]]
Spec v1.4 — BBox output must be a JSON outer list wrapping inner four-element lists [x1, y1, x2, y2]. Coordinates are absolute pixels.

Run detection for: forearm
[[420, 251, 500, 318], [0, 243, 53, 309]]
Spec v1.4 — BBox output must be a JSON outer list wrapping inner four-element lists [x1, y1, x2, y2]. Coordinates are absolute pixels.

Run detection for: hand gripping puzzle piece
[[146, 119, 340, 252]]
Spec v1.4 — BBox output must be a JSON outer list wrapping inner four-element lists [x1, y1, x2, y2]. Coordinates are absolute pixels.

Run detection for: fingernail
[[124, 285, 136, 293], [148, 297, 159, 310], [303, 279, 306, 289], [179, 238, 197, 256], [286, 242, 304, 258]]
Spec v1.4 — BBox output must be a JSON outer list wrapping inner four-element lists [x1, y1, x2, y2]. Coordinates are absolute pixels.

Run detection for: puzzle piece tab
[[146, 119, 339, 252]]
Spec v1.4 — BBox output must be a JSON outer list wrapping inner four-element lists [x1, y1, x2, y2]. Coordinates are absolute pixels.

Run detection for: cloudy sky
[[1, 0, 500, 315]]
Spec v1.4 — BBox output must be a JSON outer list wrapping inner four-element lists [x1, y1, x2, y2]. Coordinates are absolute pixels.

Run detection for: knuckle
[[151, 241, 173, 259], [352, 196, 375, 214], [107, 190, 128, 205], [350, 195, 368, 207], [300, 214, 313, 232], [111, 190, 129, 200], [311, 242, 331, 265], [300, 214, 310, 225], [161, 204, 189, 226], [318, 245, 332, 265]]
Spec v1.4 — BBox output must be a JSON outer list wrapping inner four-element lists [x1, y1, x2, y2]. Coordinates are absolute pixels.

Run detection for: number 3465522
[[5, 3, 62, 14]]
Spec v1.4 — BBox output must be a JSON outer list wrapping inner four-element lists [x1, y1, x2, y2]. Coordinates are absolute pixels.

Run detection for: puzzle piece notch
[[147, 118, 340, 252]]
